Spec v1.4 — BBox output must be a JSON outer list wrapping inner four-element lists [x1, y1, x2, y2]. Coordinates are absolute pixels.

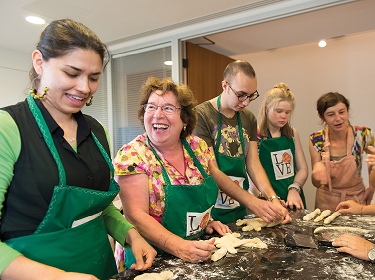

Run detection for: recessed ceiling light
[[164, 61, 173, 66], [318, 40, 327, 48], [25, 16, 45, 25]]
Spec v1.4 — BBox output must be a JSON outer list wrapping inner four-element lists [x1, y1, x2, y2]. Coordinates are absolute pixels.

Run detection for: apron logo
[[271, 149, 294, 180], [214, 176, 244, 209], [186, 207, 213, 237]]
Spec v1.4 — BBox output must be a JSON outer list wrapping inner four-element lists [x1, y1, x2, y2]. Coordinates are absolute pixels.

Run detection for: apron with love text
[[211, 95, 248, 224], [125, 137, 218, 268], [5, 94, 118, 280], [259, 133, 306, 207]]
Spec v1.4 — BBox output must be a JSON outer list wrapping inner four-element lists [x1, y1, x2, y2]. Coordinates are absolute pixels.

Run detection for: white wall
[[2, 30, 374, 210], [0, 48, 31, 107], [234, 31, 375, 210]]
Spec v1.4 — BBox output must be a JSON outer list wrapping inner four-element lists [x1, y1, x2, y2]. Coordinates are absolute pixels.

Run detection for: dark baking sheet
[[108, 210, 375, 280]]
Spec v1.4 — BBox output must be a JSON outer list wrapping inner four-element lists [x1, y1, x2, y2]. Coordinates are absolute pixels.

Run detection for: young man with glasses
[[194, 60, 291, 224]]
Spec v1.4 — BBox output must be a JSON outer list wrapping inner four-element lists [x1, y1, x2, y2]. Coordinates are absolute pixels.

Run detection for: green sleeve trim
[[102, 203, 134, 247], [0, 111, 22, 274]]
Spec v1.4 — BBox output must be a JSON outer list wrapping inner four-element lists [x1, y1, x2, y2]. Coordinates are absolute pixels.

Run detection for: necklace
[[66, 117, 76, 143]]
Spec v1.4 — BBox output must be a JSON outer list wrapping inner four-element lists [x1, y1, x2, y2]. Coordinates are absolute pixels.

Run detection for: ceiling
[[1, 0, 374, 57]]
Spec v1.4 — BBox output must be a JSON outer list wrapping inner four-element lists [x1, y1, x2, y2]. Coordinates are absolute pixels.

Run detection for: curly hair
[[138, 77, 198, 139], [258, 82, 295, 138]]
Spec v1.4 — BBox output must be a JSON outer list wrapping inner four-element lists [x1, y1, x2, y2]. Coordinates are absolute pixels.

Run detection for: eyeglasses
[[226, 82, 259, 102], [142, 103, 181, 115]]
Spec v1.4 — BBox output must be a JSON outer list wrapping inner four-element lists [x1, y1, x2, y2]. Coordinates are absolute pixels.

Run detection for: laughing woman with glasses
[[113, 77, 234, 267]]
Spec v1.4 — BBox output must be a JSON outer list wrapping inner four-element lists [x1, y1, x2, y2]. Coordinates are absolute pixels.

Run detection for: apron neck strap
[[147, 136, 209, 185], [26, 94, 114, 185], [215, 95, 245, 153], [27, 94, 67, 187], [91, 133, 115, 176]]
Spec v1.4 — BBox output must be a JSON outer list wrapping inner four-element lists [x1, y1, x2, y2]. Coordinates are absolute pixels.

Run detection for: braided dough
[[134, 270, 173, 280], [314, 210, 331, 222], [211, 232, 268, 261], [314, 226, 370, 234], [236, 217, 281, 232], [323, 211, 341, 224], [303, 208, 321, 221]]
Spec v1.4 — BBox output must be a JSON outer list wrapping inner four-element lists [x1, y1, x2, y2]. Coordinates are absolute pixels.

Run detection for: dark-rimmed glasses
[[142, 103, 181, 115], [226, 81, 259, 102]]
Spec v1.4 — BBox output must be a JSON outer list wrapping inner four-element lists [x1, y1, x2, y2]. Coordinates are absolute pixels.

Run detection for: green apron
[[5, 94, 119, 280], [125, 137, 218, 268], [211, 95, 248, 224], [259, 132, 306, 207]]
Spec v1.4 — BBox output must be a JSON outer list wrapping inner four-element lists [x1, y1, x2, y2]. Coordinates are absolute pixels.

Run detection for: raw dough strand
[[303, 208, 321, 221], [314, 209, 331, 222], [134, 270, 174, 280], [323, 211, 341, 224], [314, 226, 370, 234]]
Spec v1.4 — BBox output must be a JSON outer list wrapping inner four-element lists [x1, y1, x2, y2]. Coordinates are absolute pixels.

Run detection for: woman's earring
[[29, 87, 47, 99], [40, 87, 48, 98], [183, 126, 186, 131], [86, 96, 93, 106]]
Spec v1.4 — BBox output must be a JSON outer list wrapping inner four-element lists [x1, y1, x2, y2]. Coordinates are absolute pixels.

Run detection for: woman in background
[[254, 83, 307, 209], [309, 92, 374, 212]]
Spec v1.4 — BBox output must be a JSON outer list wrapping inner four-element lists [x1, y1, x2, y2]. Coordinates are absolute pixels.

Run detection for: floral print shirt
[[113, 133, 215, 219]]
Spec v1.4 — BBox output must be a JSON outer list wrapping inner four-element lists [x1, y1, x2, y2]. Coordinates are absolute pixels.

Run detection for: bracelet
[[288, 183, 301, 194], [293, 181, 302, 187], [257, 192, 264, 199], [268, 195, 281, 202]]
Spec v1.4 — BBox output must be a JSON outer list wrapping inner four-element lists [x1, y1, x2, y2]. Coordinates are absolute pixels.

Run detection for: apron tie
[[322, 140, 332, 192]]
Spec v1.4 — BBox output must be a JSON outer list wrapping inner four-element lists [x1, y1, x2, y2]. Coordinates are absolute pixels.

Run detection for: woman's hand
[[311, 161, 328, 186], [176, 238, 216, 263], [205, 220, 231, 235], [286, 189, 304, 210], [335, 200, 362, 215], [365, 147, 375, 170], [126, 228, 157, 271], [333, 234, 374, 261]]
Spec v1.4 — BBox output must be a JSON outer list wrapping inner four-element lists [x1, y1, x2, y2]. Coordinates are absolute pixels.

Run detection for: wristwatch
[[368, 245, 375, 262]]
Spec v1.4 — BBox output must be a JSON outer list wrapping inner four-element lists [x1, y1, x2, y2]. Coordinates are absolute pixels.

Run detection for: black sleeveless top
[[0, 99, 110, 240]]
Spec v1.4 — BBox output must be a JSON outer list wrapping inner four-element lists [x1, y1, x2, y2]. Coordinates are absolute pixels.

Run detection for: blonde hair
[[258, 82, 295, 138]]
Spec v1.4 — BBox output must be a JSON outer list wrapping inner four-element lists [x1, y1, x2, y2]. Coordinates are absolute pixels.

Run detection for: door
[[185, 42, 234, 105]]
